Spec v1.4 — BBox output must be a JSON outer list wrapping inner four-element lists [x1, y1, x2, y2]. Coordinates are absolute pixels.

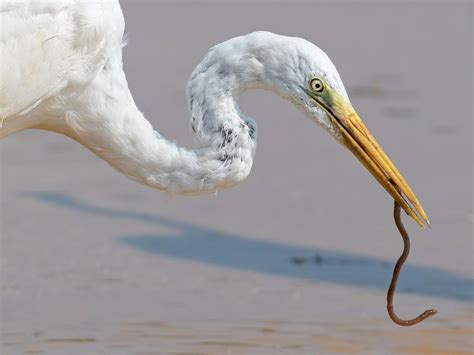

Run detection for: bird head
[[300, 74, 429, 228], [190, 31, 430, 227], [260, 32, 430, 228]]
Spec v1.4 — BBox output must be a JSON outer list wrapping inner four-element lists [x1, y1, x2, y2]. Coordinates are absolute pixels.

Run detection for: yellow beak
[[307, 88, 430, 228]]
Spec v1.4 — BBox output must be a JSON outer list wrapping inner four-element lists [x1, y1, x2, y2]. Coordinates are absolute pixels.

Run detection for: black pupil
[[314, 81, 321, 90]]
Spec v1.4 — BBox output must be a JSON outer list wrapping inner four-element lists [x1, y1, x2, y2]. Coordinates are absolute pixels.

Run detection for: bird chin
[[311, 107, 344, 144], [324, 119, 344, 144]]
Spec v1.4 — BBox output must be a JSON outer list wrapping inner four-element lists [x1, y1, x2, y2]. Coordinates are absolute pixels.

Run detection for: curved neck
[[58, 46, 263, 194]]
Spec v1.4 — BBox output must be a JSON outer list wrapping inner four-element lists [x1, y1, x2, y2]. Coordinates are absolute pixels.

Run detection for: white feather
[[0, 1, 348, 195]]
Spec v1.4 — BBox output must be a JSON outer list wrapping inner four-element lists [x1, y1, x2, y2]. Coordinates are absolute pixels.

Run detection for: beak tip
[[417, 216, 431, 229], [419, 211, 431, 229]]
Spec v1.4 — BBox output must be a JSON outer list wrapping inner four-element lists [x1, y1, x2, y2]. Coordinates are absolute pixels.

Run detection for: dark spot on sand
[[44, 338, 96, 343], [314, 255, 323, 264], [290, 256, 307, 265]]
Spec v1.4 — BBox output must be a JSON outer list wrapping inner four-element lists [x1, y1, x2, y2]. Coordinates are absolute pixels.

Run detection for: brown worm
[[386, 201, 437, 326]]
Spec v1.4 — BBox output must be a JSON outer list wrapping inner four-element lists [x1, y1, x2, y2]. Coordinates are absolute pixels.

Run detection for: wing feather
[[0, 0, 124, 126]]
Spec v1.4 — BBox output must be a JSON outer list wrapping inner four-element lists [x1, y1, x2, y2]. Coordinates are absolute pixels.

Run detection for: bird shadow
[[23, 191, 473, 303]]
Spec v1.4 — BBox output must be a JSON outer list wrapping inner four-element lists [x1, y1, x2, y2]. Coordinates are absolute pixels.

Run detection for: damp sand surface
[[4, 316, 474, 354]]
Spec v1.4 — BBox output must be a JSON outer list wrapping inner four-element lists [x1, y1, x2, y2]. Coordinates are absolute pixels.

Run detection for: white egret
[[0, 1, 429, 228], [1, 0, 439, 327]]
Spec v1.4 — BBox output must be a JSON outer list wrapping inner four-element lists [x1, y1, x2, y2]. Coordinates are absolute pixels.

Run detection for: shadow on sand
[[24, 191, 473, 303]]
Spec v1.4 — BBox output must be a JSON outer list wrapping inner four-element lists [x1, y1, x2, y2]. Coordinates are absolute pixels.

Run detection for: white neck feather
[[44, 31, 332, 194], [58, 45, 261, 194]]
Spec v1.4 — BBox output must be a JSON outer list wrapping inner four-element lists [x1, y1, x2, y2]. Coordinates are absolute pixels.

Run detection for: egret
[[0, 1, 435, 324], [0, 1, 429, 227]]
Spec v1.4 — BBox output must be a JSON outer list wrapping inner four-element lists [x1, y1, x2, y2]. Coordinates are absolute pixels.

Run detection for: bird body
[[0, 1, 341, 193], [0, 1, 124, 130], [0, 1, 429, 227]]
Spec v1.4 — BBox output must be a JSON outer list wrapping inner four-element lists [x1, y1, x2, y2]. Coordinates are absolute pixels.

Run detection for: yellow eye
[[310, 78, 324, 93]]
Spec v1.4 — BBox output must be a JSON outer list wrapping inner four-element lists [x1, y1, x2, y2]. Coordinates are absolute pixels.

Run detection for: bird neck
[[60, 49, 259, 194]]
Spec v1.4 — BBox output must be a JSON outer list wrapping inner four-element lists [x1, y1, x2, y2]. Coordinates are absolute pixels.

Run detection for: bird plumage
[[0, 1, 124, 127], [0, 1, 346, 194], [0, 1, 430, 227]]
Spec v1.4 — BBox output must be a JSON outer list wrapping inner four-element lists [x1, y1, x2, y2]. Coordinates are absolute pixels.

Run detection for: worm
[[386, 201, 437, 326]]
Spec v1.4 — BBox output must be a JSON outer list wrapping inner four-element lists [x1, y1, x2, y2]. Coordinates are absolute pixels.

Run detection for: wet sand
[[1, 1, 472, 354], [4, 316, 474, 354]]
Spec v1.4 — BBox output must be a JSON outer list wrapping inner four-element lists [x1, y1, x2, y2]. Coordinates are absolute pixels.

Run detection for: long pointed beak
[[307, 89, 430, 228], [335, 107, 429, 228]]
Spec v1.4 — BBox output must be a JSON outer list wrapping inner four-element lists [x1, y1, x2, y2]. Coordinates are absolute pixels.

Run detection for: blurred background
[[1, 1, 472, 353]]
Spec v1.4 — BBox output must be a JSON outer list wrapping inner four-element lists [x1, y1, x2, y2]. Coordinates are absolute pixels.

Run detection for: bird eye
[[310, 78, 324, 93]]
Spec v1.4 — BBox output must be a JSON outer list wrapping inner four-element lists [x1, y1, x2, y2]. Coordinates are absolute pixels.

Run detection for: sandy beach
[[1, 1, 472, 354]]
